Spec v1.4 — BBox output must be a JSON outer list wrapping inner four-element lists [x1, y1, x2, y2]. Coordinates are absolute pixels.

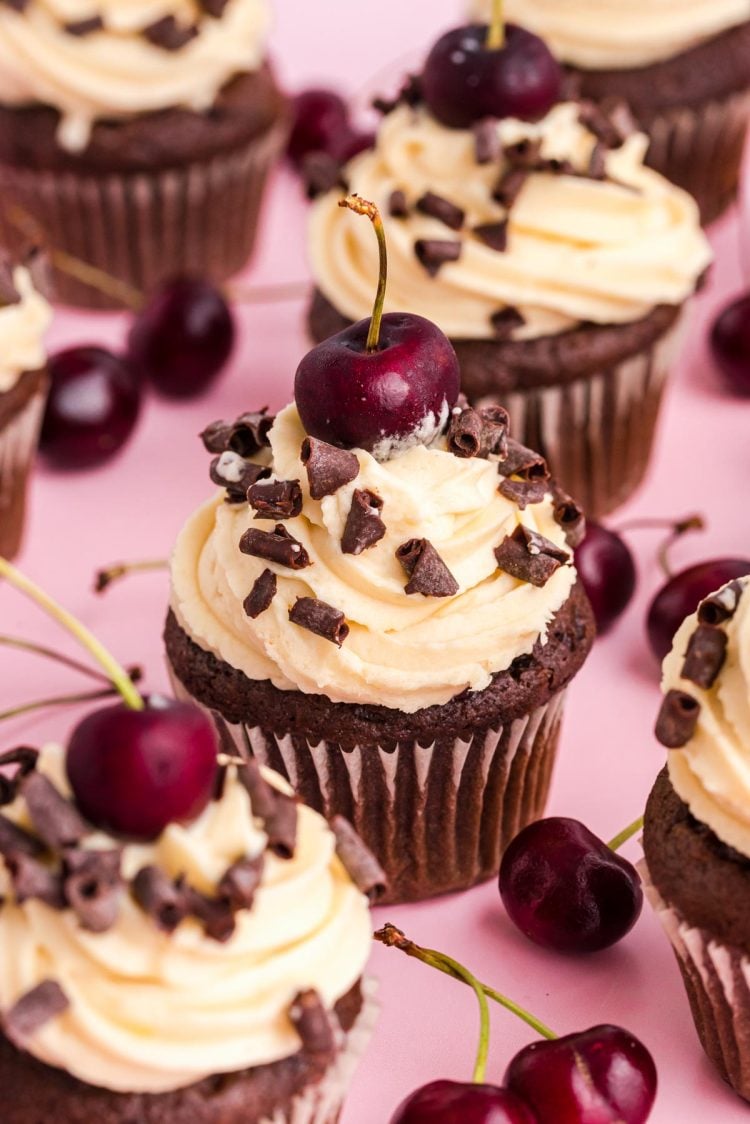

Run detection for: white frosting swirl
[[0, 744, 372, 1093], [0, 0, 270, 151], [468, 0, 750, 68], [0, 266, 51, 393], [662, 577, 750, 858], [170, 404, 577, 714], [309, 104, 711, 342]]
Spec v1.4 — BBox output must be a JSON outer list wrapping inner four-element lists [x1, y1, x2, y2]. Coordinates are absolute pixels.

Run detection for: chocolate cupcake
[[642, 576, 750, 1101], [0, 743, 377, 1122], [0, 0, 288, 309], [0, 259, 51, 560], [308, 99, 711, 517], [469, 0, 750, 224]]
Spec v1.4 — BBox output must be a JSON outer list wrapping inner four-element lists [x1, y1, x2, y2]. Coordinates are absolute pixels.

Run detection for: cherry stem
[[0, 683, 125, 723], [375, 925, 557, 1049], [339, 195, 387, 352], [0, 633, 112, 684], [487, 0, 505, 49], [612, 513, 705, 579], [94, 558, 167, 594], [0, 557, 144, 711], [608, 815, 644, 852]]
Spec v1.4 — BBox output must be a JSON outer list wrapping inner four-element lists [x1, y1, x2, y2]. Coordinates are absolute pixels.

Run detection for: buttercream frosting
[[309, 103, 711, 342], [0, 266, 51, 394], [0, 744, 372, 1093], [468, 0, 750, 69]]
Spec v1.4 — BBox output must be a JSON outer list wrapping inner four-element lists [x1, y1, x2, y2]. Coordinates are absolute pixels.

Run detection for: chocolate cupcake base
[[0, 367, 48, 560]]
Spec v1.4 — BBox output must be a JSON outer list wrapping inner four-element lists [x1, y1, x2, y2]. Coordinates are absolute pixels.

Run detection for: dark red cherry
[[505, 1025, 657, 1124], [710, 294, 750, 394], [421, 23, 561, 129], [390, 1080, 537, 1124], [40, 346, 141, 469], [647, 558, 750, 662], [499, 818, 643, 954], [66, 697, 218, 841], [332, 128, 376, 163], [127, 277, 235, 399], [574, 523, 636, 634], [288, 88, 349, 168]]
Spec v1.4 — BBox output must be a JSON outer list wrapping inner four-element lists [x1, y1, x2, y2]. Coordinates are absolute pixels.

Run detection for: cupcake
[[0, 0, 288, 309], [308, 93, 711, 517], [469, 0, 750, 224], [0, 741, 377, 1122], [642, 576, 750, 1100], [0, 257, 51, 560]]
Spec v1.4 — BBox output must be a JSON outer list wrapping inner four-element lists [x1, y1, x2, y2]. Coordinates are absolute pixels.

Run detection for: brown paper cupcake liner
[[641, 860, 750, 1101], [0, 378, 47, 560], [472, 317, 683, 519], [0, 116, 288, 310], [169, 668, 566, 904], [645, 86, 750, 226]]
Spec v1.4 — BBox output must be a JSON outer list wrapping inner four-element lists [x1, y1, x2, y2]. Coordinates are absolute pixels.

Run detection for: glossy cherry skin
[[40, 347, 141, 469], [647, 558, 750, 661], [390, 1081, 537, 1124], [505, 1025, 657, 1124], [288, 88, 349, 167], [421, 24, 561, 129], [127, 277, 235, 399], [66, 697, 218, 841], [574, 524, 637, 635], [710, 294, 750, 394], [294, 313, 460, 456], [499, 818, 643, 953]]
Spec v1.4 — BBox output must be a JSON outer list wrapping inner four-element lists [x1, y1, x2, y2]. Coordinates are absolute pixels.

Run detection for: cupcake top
[[0, 742, 373, 1093], [656, 576, 750, 857], [468, 0, 750, 69], [309, 101, 712, 343], [0, 262, 51, 394], [0, 0, 271, 151], [170, 401, 583, 714]]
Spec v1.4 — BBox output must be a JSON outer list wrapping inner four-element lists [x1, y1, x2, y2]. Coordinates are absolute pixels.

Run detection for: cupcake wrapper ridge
[[0, 379, 47, 560]]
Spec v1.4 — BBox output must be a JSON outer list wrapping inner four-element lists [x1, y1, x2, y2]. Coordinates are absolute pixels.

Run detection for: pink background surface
[[2, 2, 750, 1119]]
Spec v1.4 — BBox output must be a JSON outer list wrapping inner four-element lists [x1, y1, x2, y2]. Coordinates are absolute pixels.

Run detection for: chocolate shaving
[[498, 439, 548, 482], [0, 813, 44, 859], [200, 419, 233, 453], [238, 757, 278, 821], [210, 451, 270, 503], [494, 524, 569, 588], [243, 568, 277, 618], [396, 539, 459, 598], [199, 0, 229, 15], [655, 689, 700, 749], [290, 597, 350, 647], [493, 167, 528, 209], [416, 191, 465, 231], [248, 478, 303, 520], [414, 239, 461, 277], [389, 189, 408, 218], [64, 15, 103, 34], [0, 747, 38, 806], [218, 854, 264, 912], [331, 815, 387, 901], [239, 524, 311, 569], [187, 888, 236, 943], [588, 142, 607, 181], [491, 307, 525, 340], [551, 487, 586, 548], [144, 14, 198, 50], [229, 411, 274, 455], [503, 138, 544, 169], [132, 867, 189, 933], [498, 478, 548, 509], [341, 489, 385, 555], [303, 152, 347, 200], [681, 625, 728, 690], [21, 772, 88, 850], [698, 581, 745, 626], [301, 437, 358, 499], [474, 220, 508, 252], [473, 118, 500, 165], [63, 848, 122, 933], [578, 98, 634, 150], [23, 246, 52, 298], [237, 759, 298, 859], [0, 259, 20, 306], [7, 854, 65, 908], [4, 981, 69, 1048], [478, 405, 509, 458], [400, 73, 422, 106], [447, 407, 483, 458], [289, 990, 335, 1055]]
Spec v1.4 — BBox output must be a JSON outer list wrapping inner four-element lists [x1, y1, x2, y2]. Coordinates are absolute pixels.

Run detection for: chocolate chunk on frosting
[[64, 15, 103, 35], [331, 815, 387, 901], [199, 0, 230, 15], [7, 853, 65, 908], [655, 689, 700, 749], [493, 167, 528, 209], [187, 887, 236, 943], [239, 524, 311, 569], [498, 439, 549, 482], [474, 220, 509, 252], [301, 437, 359, 500], [416, 191, 465, 231], [237, 759, 298, 859], [144, 15, 198, 50], [218, 855, 264, 912], [551, 487, 586, 549], [63, 848, 122, 933], [473, 117, 500, 165], [447, 407, 483, 458], [497, 477, 548, 510], [397, 539, 459, 598], [388, 189, 409, 218], [414, 239, 462, 277], [341, 489, 386, 555], [132, 867, 189, 934], [210, 452, 270, 503], [491, 307, 526, 339], [289, 990, 335, 1056], [0, 747, 38, 806], [0, 259, 20, 306], [681, 625, 728, 690], [494, 525, 569, 588], [0, 813, 44, 859], [0, 0, 28, 13], [201, 410, 273, 457], [478, 405, 509, 458], [243, 568, 277, 618], [289, 597, 350, 647], [21, 772, 89, 850], [237, 757, 278, 822], [698, 580, 745, 626], [579, 98, 635, 150], [4, 981, 69, 1048], [248, 479, 303, 520]]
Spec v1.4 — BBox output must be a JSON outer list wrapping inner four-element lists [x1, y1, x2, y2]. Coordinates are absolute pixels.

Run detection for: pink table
[[3, 3, 750, 1120]]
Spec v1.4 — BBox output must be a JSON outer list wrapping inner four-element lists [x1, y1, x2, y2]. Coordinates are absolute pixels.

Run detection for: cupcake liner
[[644, 86, 750, 226], [472, 316, 683, 519], [0, 376, 47, 560], [0, 115, 288, 310], [640, 859, 750, 1100], [169, 667, 566, 904]]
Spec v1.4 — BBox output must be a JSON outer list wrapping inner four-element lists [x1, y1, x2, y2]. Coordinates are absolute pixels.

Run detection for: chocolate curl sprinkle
[[143, 14, 198, 49], [491, 307, 526, 340], [210, 452, 270, 503], [301, 437, 359, 499], [498, 440, 549, 482], [0, 747, 38, 806], [7, 853, 65, 908], [396, 539, 459, 598], [494, 525, 569, 588], [493, 167, 528, 209], [289, 990, 335, 1056], [4, 981, 69, 1049], [551, 486, 586, 548], [187, 888, 236, 943], [414, 239, 461, 277], [578, 98, 634, 150], [447, 407, 483, 458], [289, 597, 350, 647], [238, 759, 298, 859], [681, 626, 728, 690], [0, 259, 20, 306], [474, 220, 508, 252], [201, 410, 273, 457], [218, 854, 264, 912], [341, 489, 386, 555], [239, 524, 311, 569], [21, 772, 89, 850], [237, 757, 278, 821], [63, 848, 122, 932], [416, 191, 465, 231], [478, 405, 509, 458], [473, 118, 500, 165], [132, 867, 189, 933], [331, 815, 387, 901], [389, 189, 409, 218], [243, 568, 277, 618], [698, 580, 745, 626], [497, 478, 548, 509], [200, 0, 229, 16], [247, 479, 303, 520], [0, 813, 44, 859], [655, 690, 701, 749], [64, 15, 103, 34]]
